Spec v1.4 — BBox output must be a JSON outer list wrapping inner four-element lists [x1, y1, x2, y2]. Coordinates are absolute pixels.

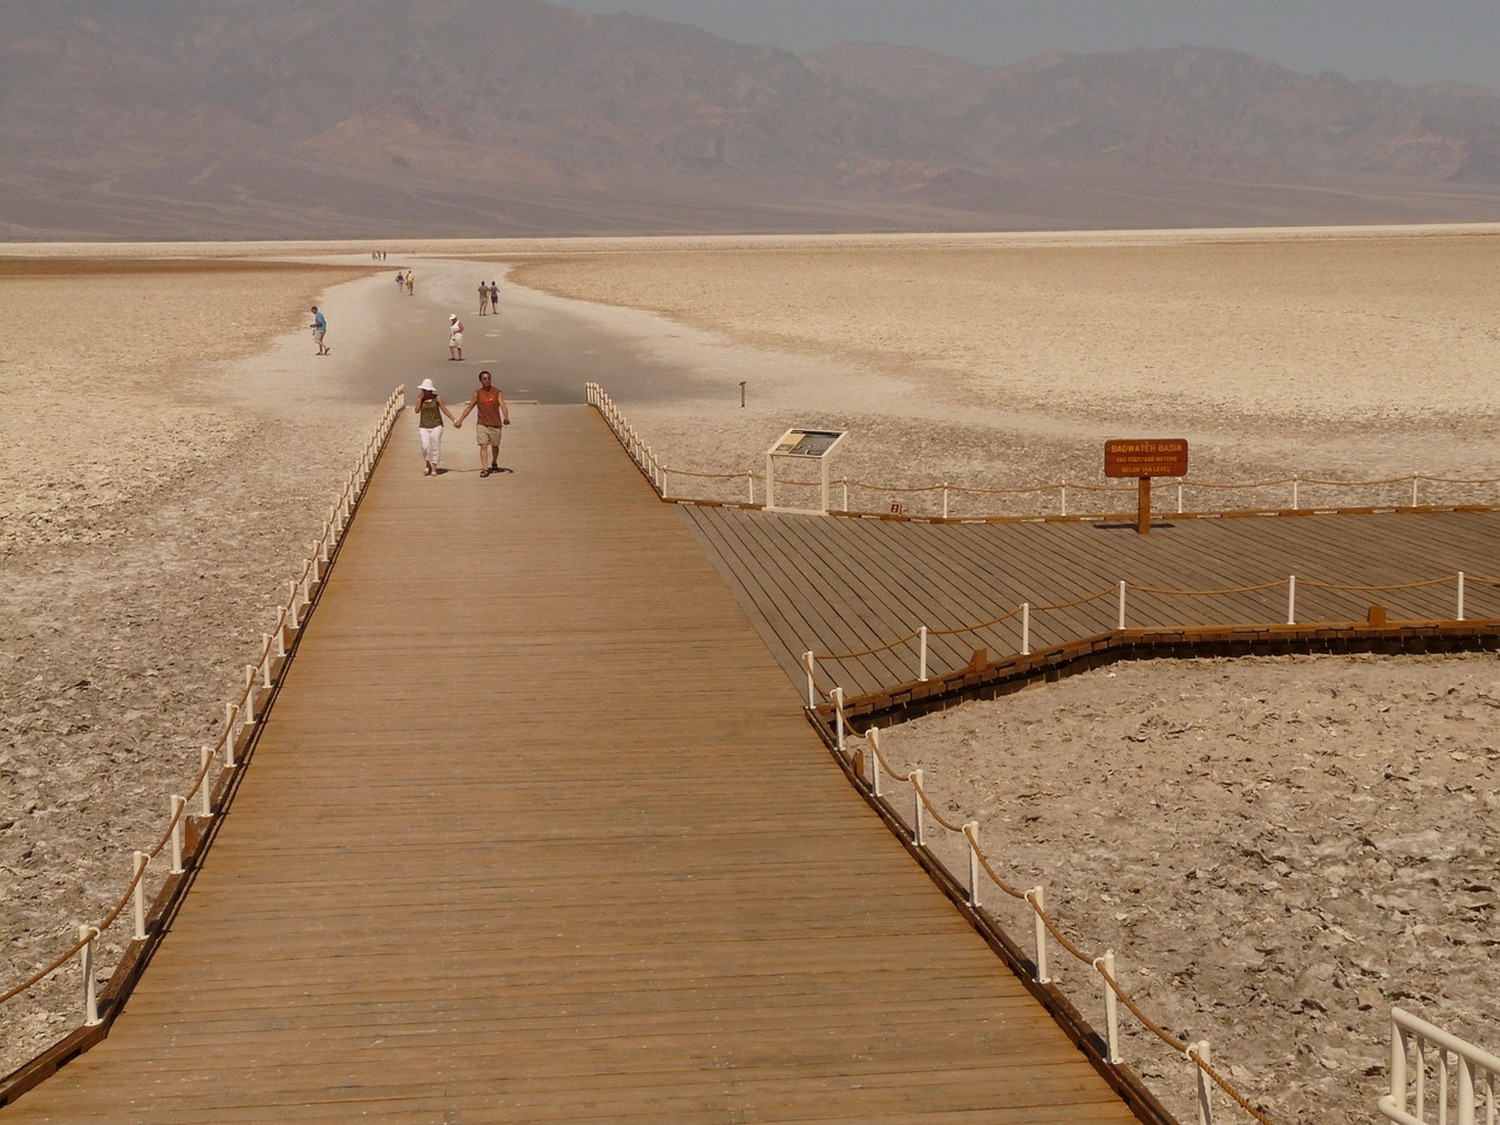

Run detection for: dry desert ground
[[3, 229, 1499, 1124]]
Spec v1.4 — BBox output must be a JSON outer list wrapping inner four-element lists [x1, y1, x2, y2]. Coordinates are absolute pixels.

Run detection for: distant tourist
[[453, 369, 511, 476], [406, 270, 414, 296], [478, 280, 490, 315], [489, 281, 499, 315], [448, 314, 464, 361], [395, 270, 405, 292], [412, 378, 457, 476], [309, 306, 329, 355]]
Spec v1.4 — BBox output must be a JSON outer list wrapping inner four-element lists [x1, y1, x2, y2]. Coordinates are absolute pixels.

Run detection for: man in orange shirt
[[453, 370, 511, 476]]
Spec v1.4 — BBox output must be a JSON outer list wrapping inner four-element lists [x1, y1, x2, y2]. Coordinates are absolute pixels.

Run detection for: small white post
[[964, 821, 981, 908], [1193, 1040, 1214, 1125], [260, 643, 273, 689], [1097, 949, 1122, 1063], [1411, 475, 1419, 507], [942, 484, 950, 519], [243, 670, 257, 724], [133, 851, 148, 940], [868, 727, 883, 798], [918, 626, 929, 682], [803, 650, 817, 709], [1287, 574, 1297, 625], [832, 687, 845, 755], [1029, 886, 1049, 983], [841, 478, 849, 512], [911, 769, 925, 846], [274, 611, 287, 658], [1020, 603, 1031, 656], [1060, 486, 1067, 517], [223, 703, 238, 768], [1292, 476, 1300, 510], [1117, 580, 1127, 629], [1176, 482, 1184, 514], [80, 926, 101, 1026], [199, 747, 213, 817], [1457, 571, 1466, 621], [747, 473, 755, 506], [170, 795, 186, 874]]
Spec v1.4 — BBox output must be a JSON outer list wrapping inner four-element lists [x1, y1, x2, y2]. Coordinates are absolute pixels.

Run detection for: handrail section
[[0, 386, 407, 1104]]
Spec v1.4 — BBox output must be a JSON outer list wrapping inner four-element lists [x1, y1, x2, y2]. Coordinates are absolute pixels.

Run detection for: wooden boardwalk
[[683, 504, 1500, 699], [4, 407, 1144, 1123]]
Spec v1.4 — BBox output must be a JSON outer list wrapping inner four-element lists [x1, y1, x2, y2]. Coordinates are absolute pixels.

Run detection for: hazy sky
[[549, 1, 1498, 88]]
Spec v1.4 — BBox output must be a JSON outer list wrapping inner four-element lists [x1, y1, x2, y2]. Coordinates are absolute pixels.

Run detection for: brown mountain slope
[[2, 0, 1498, 238]]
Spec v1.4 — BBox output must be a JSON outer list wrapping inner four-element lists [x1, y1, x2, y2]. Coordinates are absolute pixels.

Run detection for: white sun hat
[[418, 378, 437, 392]]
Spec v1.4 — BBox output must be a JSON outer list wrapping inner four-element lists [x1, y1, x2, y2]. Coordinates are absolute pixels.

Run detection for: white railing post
[[1412, 475, 1420, 507], [803, 650, 817, 709], [243, 670, 257, 724], [911, 769, 925, 846], [747, 472, 755, 506], [199, 747, 213, 817], [1457, 571, 1466, 621], [1117, 580, 1127, 629], [832, 687, 845, 755], [1287, 574, 1297, 625], [132, 851, 148, 940], [1177, 482, 1184, 514], [223, 703, 238, 768], [964, 821, 981, 908], [942, 484, 950, 519], [170, 795, 186, 874], [867, 727, 883, 798], [841, 478, 848, 512], [1292, 476, 1300, 510], [1029, 886, 1049, 983], [1060, 486, 1067, 517], [260, 644, 273, 689], [1193, 1040, 1214, 1125], [918, 626, 929, 682], [1096, 949, 1122, 1064], [1021, 603, 1031, 656], [80, 925, 101, 1026]]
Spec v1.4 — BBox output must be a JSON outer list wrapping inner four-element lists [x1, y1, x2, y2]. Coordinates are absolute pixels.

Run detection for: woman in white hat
[[447, 314, 464, 361], [412, 378, 457, 475]]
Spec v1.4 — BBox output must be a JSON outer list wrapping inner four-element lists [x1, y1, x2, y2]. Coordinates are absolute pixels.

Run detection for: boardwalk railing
[[587, 383, 1500, 520], [819, 686, 1275, 1125], [802, 572, 1500, 698], [1378, 1008, 1499, 1125], [0, 386, 407, 1105]]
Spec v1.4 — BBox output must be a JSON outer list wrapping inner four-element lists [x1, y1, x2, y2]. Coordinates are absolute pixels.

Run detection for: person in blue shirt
[[309, 306, 329, 355]]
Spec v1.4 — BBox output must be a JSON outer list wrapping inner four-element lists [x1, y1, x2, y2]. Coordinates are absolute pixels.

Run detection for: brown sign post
[[1104, 438, 1189, 533]]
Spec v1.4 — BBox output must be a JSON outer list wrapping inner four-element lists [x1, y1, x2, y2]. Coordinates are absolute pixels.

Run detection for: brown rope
[[1131, 580, 1286, 597], [1300, 575, 1454, 593]]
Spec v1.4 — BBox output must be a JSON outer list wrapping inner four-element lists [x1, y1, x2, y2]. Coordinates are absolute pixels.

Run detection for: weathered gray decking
[[3, 407, 1142, 1122]]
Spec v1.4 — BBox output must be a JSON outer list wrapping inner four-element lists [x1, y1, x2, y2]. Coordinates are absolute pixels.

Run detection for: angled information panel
[[766, 428, 848, 514]]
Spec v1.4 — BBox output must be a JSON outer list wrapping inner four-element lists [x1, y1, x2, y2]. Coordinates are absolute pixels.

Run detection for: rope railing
[[805, 570, 1492, 693], [826, 687, 1275, 1124], [585, 385, 1500, 520], [0, 385, 406, 1063]]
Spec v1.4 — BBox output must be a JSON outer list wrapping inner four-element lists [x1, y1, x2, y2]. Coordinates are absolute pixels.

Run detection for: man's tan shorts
[[476, 424, 503, 447]]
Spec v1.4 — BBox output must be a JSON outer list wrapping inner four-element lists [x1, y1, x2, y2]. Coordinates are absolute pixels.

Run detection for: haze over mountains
[[3, 0, 1500, 240]]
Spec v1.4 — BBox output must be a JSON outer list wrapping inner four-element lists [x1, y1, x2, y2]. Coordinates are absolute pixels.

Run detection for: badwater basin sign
[[1104, 438, 1188, 534], [766, 428, 848, 514]]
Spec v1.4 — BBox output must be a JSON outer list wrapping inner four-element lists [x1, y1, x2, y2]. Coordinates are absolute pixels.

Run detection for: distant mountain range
[[3, 0, 1499, 239]]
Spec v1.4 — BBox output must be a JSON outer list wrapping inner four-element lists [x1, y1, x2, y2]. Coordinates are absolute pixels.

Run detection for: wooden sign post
[[1104, 438, 1189, 533]]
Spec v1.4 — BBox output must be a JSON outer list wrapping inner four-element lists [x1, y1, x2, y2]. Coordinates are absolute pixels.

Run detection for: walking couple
[[413, 371, 511, 477]]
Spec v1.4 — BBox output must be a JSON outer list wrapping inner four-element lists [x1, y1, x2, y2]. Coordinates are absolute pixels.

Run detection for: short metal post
[[868, 728, 882, 798], [964, 821, 981, 908], [199, 747, 213, 817], [803, 650, 817, 709], [170, 795, 186, 874], [1457, 571, 1466, 621], [918, 626, 929, 682], [1117, 580, 1127, 629], [1020, 603, 1031, 655], [911, 769, 924, 846], [1029, 886, 1049, 983], [133, 851, 148, 940], [1097, 949, 1122, 1063], [80, 926, 101, 1026], [1287, 574, 1297, 625]]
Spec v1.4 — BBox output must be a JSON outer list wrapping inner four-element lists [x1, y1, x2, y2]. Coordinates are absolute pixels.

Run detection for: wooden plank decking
[[683, 504, 1500, 700], [3, 407, 1143, 1123]]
